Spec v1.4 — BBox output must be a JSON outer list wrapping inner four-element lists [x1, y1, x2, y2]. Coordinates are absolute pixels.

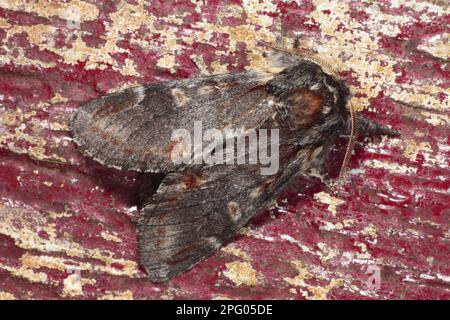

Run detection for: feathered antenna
[[295, 48, 341, 78], [258, 41, 343, 78]]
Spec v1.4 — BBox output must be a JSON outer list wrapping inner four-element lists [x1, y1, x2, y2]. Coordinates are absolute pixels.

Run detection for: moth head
[[266, 51, 351, 131], [264, 44, 399, 189]]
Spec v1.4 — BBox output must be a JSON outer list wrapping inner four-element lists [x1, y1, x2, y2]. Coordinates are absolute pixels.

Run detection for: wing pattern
[[71, 72, 275, 172], [138, 145, 311, 282]]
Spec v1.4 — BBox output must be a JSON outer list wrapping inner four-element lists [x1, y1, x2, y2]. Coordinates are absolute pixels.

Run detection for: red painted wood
[[0, 1, 448, 299]]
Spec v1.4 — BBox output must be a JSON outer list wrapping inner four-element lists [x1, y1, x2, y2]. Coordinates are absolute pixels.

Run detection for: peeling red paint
[[0, 0, 448, 300]]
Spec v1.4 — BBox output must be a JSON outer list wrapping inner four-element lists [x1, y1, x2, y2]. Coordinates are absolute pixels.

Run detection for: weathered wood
[[0, 0, 448, 299]]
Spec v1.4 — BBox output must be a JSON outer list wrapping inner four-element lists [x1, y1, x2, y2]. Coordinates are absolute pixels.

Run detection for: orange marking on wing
[[170, 243, 199, 265], [93, 94, 135, 119], [110, 136, 121, 146], [163, 141, 177, 157], [182, 171, 207, 189], [88, 123, 100, 134], [122, 145, 135, 156]]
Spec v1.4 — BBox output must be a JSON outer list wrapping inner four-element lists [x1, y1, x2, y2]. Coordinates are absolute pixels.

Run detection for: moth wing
[[70, 72, 274, 173], [138, 148, 309, 282]]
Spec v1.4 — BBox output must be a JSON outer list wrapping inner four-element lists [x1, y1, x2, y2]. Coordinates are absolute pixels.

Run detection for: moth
[[70, 45, 398, 282]]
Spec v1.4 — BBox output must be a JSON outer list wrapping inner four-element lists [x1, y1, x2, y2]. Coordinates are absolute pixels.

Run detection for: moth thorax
[[278, 88, 327, 129]]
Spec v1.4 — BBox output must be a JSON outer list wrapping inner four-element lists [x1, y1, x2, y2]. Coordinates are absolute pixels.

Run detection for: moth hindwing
[[71, 48, 396, 282]]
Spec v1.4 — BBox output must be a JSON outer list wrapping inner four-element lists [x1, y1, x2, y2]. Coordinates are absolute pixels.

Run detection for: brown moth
[[70, 45, 398, 282]]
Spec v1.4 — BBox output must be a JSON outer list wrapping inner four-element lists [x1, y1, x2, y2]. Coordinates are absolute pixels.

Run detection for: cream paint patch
[[61, 272, 96, 298], [212, 295, 233, 300], [319, 221, 344, 232], [284, 260, 344, 300], [221, 245, 252, 261], [3, 1, 153, 75], [99, 290, 134, 300], [0, 204, 139, 278], [157, 54, 176, 72], [354, 242, 372, 259], [0, 121, 68, 163], [0, 291, 16, 300], [0, 264, 48, 284], [14, 251, 137, 283], [1, 0, 447, 115], [363, 159, 418, 174], [418, 33, 449, 60], [317, 243, 340, 262], [0, 17, 11, 28], [62, 273, 83, 297], [100, 231, 122, 243], [402, 139, 433, 161], [242, 0, 277, 28], [303, 0, 448, 112], [186, 1, 278, 74], [362, 224, 378, 239], [367, 136, 447, 170], [313, 192, 345, 216], [392, 0, 449, 15], [2, 0, 98, 21], [280, 234, 315, 254], [217, 4, 245, 23], [223, 261, 258, 286], [421, 111, 449, 126], [390, 86, 449, 112]]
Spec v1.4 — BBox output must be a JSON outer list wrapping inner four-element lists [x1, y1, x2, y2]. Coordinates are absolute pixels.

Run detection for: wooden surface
[[0, 0, 449, 299]]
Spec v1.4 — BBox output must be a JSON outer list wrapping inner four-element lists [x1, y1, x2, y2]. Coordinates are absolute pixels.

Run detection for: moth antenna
[[333, 100, 358, 193], [258, 41, 342, 78], [295, 49, 341, 78]]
